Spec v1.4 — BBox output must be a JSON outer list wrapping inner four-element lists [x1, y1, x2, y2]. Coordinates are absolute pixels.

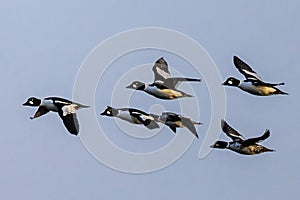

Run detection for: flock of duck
[[23, 56, 288, 155]]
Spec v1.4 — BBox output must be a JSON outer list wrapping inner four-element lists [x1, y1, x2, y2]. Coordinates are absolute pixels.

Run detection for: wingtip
[[264, 129, 271, 138], [268, 148, 276, 152], [69, 131, 79, 136], [221, 119, 226, 127], [156, 57, 166, 63], [233, 55, 239, 61]]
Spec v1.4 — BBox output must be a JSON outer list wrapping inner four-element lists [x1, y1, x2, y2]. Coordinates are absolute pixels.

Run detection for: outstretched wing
[[163, 77, 201, 89], [181, 117, 199, 138], [152, 57, 171, 82], [58, 105, 79, 135], [30, 106, 50, 119], [242, 129, 270, 146], [233, 56, 262, 81], [58, 112, 79, 135], [221, 119, 245, 141]]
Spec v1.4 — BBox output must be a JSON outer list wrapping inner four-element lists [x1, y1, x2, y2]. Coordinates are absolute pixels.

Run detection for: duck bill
[[221, 81, 229, 86], [23, 102, 30, 106]]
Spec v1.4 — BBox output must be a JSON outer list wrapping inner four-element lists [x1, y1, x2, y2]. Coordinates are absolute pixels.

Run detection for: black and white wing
[[152, 57, 171, 82], [242, 129, 270, 146], [233, 56, 262, 81], [152, 57, 201, 89], [221, 119, 245, 141], [58, 104, 80, 135], [129, 109, 159, 130]]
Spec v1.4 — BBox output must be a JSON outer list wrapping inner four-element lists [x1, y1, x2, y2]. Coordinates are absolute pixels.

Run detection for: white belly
[[239, 82, 276, 96], [145, 86, 182, 99]]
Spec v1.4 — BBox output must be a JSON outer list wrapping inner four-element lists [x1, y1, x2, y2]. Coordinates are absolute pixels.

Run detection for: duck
[[151, 112, 201, 138], [222, 56, 288, 96], [23, 97, 89, 135], [126, 57, 201, 100], [100, 106, 159, 130], [210, 119, 275, 155]]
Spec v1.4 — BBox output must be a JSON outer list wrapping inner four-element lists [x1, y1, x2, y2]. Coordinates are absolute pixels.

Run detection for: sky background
[[1, 0, 300, 199]]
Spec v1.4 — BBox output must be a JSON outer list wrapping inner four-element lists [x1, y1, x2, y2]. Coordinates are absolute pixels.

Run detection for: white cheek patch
[[228, 80, 233, 85], [107, 111, 111, 114], [29, 100, 33, 105], [133, 84, 137, 88]]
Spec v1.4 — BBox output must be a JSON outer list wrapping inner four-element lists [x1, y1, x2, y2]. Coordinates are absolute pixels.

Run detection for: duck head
[[222, 77, 240, 87], [23, 97, 41, 107], [126, 81, 145, 90]]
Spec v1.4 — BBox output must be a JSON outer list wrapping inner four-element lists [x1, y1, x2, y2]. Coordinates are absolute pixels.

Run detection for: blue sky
[[1, 1, 299, 199]]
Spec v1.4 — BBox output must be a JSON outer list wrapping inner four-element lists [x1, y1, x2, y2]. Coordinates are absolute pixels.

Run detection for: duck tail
[[182, 93, 193, 98], [80, 105, 90, 108], [274, 89, 289, 95], [265, 147, 276, 153]]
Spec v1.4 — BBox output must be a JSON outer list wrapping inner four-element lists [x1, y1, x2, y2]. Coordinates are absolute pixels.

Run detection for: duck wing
[[58, 104, 80, 135], [162, 77, 201, 89], [181, 117, 199, 138], [129, 109, 160, 130], [30, 106, 50, 119], [152, 57, 171, 82], [242, 129, 270, 146], [233, 56, 262, 81], [221, 119, 245, 141]]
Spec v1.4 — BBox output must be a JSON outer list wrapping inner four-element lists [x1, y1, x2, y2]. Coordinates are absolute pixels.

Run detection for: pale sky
[[1, 1, 299, 199]]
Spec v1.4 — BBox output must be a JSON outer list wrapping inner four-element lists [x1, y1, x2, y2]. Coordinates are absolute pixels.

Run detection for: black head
[[100, 106, 117, 117], [23, 97, 41, 107], [222, 77, 240, 87], [210, 141, 228, 149], [126, 81, 145, 90]]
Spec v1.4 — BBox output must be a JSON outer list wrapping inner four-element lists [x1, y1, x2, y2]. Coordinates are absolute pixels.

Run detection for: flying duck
[[100, 106, 159, 130], [126, 57, 201, 100], [210, 119, 275, 155], [151, 112, 201, 138], [222, 56, 288, 96], [23, 97, 89, 135]]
